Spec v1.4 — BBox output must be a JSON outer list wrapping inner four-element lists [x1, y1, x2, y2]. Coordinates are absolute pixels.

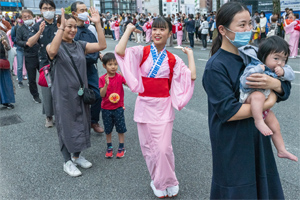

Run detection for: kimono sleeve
[[114, 45, 144, 93], [202, 67, 242, 123], [284, 21, 297, 34], [171, 55, 195, 111]]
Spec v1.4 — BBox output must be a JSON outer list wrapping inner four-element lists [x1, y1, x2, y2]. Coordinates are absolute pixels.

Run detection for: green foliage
[[65, 6, 71, 15]]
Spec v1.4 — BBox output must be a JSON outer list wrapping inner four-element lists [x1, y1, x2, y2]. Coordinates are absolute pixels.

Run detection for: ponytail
[[210, 33, 222, 56], [210, 2, 249, 56]]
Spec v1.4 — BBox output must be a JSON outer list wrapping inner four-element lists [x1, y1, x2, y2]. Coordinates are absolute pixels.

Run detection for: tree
[[273, 0, 280, 14], [65, 6, 71, 15]]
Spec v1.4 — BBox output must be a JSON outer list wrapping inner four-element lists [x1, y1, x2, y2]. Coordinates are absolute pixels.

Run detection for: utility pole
[[178, 0, 180, 13], [159, 0, 163, 16]]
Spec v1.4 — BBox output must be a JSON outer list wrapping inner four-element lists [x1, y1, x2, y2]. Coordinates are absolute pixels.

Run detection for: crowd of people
[[0, 0, 299, 199]]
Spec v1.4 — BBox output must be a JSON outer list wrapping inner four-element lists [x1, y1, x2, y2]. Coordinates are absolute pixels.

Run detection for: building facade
[[99, 0, 136, 14], [0, 0, 22, 12]]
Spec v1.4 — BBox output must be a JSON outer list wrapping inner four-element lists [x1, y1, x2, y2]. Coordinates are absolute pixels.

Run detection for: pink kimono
[[284, 20, 300, 57], [114, 20, 120, 40], [176, 23, 183, 46], [142, 22, 152, 43], [115, 45, 194, 191]]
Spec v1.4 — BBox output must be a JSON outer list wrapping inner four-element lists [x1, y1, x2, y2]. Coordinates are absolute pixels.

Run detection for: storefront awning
[[0, 2, 22, 7]]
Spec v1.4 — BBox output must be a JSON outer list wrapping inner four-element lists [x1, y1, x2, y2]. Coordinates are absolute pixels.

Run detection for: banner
[[280, 0, 300, 11]]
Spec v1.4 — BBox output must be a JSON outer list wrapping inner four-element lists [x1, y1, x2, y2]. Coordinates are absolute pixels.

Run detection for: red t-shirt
[[99, 73, 126, 110]]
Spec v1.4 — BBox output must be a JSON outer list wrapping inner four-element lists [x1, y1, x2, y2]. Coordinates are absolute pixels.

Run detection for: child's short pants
[[239, 89, 270, 103], [102, 107, 127, 134]]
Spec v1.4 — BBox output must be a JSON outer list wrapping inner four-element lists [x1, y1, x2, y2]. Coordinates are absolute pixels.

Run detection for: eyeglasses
[[42, 7, 54, 11]]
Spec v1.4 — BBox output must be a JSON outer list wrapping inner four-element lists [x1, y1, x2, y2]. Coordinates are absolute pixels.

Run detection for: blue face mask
[[225, 27, 252, 48]]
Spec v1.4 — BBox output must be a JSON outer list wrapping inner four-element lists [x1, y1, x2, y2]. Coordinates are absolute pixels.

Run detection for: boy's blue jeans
[[16, 49, 24, 82]]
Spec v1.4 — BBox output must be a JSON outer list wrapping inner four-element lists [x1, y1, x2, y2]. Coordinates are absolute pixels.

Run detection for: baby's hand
[[105, 75, 109, 85], [260, 64, 265, 71], [182, 46, 193, 55], [275, 66, 284, 77]]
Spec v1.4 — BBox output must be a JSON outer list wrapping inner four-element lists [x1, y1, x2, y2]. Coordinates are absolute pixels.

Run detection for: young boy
[[99, 53, 127, 158]]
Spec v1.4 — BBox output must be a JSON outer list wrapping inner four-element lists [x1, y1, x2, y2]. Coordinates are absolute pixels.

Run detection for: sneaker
[[18, 82, 24, 88], [3, 103, 14, 109], [45, 117, 54, 128], [105, 146, 113, 158], [166, 185, 179, 197], [289, 56, 296, 59], [23, 76, 28, 80], [91, 123, 104, 133], [33, 96, 42, 103], [150, 181, 168, 198], [72, 155, 92, 169], [116, 148, 126, 158], [63, 160, 82, 177]]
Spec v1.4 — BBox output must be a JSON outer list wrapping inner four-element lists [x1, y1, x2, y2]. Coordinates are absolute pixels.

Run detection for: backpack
[[140, 45, 176, 88], [74, 24, 99, 65]]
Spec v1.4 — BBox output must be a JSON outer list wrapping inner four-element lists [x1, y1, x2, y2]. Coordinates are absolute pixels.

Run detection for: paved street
[[0, 38, 299, 200]]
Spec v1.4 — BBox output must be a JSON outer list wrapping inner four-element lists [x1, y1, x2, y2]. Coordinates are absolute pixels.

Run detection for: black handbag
[[61, 42, 96, 105]]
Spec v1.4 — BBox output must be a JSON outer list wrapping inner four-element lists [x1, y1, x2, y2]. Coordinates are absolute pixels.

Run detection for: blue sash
[[147, 43, 167, 78]]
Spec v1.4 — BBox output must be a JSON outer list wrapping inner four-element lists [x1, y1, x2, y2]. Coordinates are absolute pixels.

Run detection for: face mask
[[43, 11, 55, 20], [77, 12, 89, 21], [24, 19, 34, 26], [260, 14, 264, 17], [225, 27, 252, 48]]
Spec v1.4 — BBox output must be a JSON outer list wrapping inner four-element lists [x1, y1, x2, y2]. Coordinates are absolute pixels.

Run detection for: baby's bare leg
[[265, 111, 298, 162], [245, 91, 273, 136]]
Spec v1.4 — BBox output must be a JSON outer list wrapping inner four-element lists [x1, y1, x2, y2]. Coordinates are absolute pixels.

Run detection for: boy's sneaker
[[166, 185, 179, 197], [63, 160, 82, 177], [33, 96, 42, 103], [105, 146, 113, 158], [116, 148, 126, 158], [150, 181, 168, 198], [72, 155, 92, 169]]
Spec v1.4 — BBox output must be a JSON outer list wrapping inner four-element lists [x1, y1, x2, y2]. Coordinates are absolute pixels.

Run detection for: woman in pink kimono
[[142, 18, 153, 44], [115, 17, 196, 198], [6, 29, 26, 77], [175, 19, 183, 48], [114, 17, 120, 40], [284, 14, 300, 58]]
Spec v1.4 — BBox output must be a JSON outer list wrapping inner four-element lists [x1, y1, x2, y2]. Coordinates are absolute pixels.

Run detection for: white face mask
[[43, 11, 55, 20], [24, 19, 34, 26], [260, 14, 264, 18], [77, 12, 89, 21]]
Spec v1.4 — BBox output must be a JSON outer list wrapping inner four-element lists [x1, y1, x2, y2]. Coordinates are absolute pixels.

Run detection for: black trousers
[[25, 55, 39, 98], [188, 32, 194, 48], [201, 34, 207, 48]]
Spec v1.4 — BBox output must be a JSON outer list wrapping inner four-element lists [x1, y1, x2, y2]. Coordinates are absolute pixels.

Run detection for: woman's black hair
[[57, 14, 77, 25], [151, 17, 172, 32], [260, 11, 265, 17], [210, 2, 250, 56], [102, 52, 116, 65], [257, 36, 290, 64], [39, 0, 56, 9]]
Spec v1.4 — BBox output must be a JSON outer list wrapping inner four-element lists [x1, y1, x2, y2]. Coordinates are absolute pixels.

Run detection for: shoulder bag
[[61, 42, 96, 105]]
